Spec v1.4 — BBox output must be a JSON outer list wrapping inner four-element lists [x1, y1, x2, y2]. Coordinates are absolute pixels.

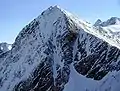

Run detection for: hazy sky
[[0, 0, 120, 43]]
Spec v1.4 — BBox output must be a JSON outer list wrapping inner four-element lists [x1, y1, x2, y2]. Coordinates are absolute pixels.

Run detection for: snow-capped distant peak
[[0, 42, 11, 54], [94, 17, 120, 27], [106, 17, 120, 25], [94, 19, 102, 26]]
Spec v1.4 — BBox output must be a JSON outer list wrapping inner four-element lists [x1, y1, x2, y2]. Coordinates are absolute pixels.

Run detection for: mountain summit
[[0, 42, 11, 54], [0, 6, 120, 91], [94, 17, 120, 27]]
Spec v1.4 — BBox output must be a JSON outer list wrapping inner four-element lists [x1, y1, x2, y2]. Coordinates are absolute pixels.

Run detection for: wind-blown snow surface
[[0, 6, 120, 91]]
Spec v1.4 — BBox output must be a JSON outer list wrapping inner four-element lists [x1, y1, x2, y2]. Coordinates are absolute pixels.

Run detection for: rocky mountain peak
[[0, 6, 120, 91], [0, 42, 11, 54], [94, 19, 102, 26], [94, 17, 120, 27]]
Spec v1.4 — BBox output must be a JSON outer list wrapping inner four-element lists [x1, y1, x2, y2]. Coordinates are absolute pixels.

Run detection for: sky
[[0, 0, 120, 43]]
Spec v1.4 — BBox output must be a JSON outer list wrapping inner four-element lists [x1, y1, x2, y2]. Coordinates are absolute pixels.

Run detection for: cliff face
[[0, 6, 120, 91]]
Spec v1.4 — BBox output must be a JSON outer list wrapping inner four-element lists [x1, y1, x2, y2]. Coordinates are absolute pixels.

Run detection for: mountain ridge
[[94, 17, 120, 27]]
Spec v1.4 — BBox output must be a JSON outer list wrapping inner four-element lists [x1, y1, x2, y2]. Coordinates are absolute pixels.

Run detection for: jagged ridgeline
[[0, 6, 120, 91]]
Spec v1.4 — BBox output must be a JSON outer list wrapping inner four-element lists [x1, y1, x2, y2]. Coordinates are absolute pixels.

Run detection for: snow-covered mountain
[[93, 17, 120, 49], [0, 42, 11, 54], [0, 6, 120, 91], [94, 17, 120, 27]]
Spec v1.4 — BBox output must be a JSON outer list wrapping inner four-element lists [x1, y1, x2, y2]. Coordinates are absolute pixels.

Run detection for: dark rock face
[[12, 21, 78, 91], [0, 6, 120, 91], [73, 30, 120, 80], [13, 60, 54, 91], [94, 19, 102, 26]]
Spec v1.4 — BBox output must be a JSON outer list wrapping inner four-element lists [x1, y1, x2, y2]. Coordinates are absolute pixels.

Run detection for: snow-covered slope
[[93, 18, 120, 49], [0, 6, 120, 91]]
